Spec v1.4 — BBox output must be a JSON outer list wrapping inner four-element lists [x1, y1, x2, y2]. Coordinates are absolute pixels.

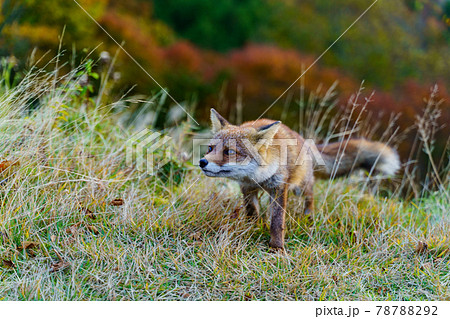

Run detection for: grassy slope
[[0, 73, 449, 301]]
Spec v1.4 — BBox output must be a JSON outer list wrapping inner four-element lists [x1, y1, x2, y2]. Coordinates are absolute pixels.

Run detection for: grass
[[0, 64, 449, 301]]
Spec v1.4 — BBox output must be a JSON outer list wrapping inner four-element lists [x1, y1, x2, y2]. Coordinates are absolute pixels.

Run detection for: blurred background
[[1, 0, 449, 185]]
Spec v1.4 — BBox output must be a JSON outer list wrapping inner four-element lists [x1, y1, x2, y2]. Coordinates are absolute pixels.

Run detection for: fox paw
[[269, 246, 286, 254], [269, 239, 285, 252]]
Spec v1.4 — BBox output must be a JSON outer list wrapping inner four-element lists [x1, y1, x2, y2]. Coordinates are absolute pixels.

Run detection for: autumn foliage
[[1, 0, 449, 172]]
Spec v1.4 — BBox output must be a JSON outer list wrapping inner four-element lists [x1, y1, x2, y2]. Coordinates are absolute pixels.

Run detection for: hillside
[[0, 66, 449, 300], [1, 0, 449, 181]]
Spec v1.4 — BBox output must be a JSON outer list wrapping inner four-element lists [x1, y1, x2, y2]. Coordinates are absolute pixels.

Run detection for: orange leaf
[[2, 259, 15, 268], [415, 241, 428, 254], [17, 241, 39, 250], [50, 260, 70, 273], [0, 160, 19, 173], [80, 207, 96, 219], [66, 221, 82, 236], [110, 198, 124, 206], [86, 225, 99, 235]]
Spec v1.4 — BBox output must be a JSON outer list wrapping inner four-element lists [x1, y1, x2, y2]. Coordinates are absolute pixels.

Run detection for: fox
[[199, 108, 401, 249]]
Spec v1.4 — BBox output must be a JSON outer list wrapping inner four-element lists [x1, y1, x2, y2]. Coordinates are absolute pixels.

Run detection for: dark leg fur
[[241, 186, 260, 217], [303, 182, 314, 215], [269, 185, 288, 249], [293, 184, 314, 215]]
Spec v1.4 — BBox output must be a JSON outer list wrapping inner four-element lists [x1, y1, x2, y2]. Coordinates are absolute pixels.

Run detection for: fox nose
[[199, 158, 208, 168]]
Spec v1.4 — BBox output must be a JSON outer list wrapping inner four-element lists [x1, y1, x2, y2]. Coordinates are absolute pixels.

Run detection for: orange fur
[[200, 109, 400, 249]]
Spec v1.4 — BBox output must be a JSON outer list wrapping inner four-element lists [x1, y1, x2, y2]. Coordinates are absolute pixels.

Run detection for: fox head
[[199, 108, 281, 181]]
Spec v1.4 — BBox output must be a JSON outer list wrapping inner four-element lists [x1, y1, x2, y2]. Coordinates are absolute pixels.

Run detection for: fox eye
[[208, 145, 213, 152], [224, 149, 236, 156]]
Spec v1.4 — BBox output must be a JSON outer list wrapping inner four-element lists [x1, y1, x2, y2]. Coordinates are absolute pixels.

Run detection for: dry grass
[[0, 66, 449, 301]]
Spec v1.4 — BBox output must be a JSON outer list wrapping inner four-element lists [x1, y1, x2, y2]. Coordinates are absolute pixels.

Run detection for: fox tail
[[314, 138, 400, 179]]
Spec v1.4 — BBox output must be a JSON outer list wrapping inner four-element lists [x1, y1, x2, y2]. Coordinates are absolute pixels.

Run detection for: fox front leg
[[268, 185, 288, 249], [241, 186, 260, 217]]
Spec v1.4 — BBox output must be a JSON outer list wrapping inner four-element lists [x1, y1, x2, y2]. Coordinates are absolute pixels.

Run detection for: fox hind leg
[[293, 183, 314, 215], [241, 186, 260, 218], [303, 186, 314, 216]]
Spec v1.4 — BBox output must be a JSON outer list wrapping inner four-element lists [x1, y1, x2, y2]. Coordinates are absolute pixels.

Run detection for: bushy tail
[[314, 138, 401, 179]]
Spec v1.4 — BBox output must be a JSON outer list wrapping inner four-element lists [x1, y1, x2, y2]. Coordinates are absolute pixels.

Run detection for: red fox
[[199, 109, 400, 249]]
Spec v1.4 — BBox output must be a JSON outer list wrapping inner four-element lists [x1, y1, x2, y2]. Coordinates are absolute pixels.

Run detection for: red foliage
[[99, 10, 164, 85], [362, 80, 450, 164], [224, 45, 360, 116], [162, 41, 223, 82], [163, 41, 203, 72], [93, 12, 450, 167]]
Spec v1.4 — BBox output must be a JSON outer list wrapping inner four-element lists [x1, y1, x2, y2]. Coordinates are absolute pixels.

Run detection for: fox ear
[[256, 121, 281, 143], [210, 108, 230, 133]]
